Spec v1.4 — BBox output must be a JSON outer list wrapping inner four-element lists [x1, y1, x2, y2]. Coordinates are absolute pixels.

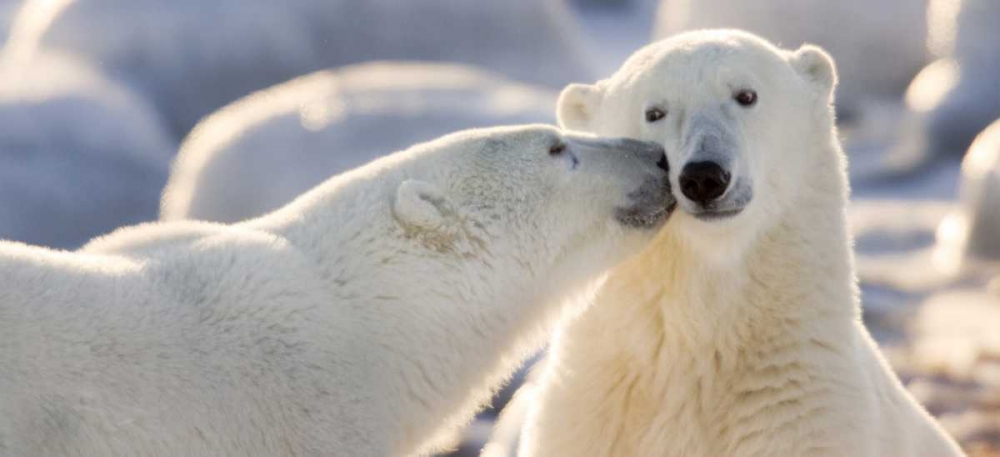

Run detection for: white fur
[[519, 31, 964, 456], [0, 125, 671, 456]]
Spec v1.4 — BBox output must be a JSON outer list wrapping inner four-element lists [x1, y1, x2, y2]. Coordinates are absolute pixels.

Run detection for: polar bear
[[0, 125, 673, 456], [161, 62, 557, 223], [515, 31, 964, 456]]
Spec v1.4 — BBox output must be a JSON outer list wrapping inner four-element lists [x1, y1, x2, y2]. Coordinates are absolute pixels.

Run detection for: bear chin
[[614, 201, 675, 230]]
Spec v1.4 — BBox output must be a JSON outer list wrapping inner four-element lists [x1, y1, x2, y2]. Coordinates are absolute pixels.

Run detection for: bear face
[[391, 125, 674, 289], [556, 30, 838, 259]]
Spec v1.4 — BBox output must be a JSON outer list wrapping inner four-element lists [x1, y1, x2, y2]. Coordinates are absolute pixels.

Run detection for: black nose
[[679, 161, 730, 205], [656, 153, 669, 173]]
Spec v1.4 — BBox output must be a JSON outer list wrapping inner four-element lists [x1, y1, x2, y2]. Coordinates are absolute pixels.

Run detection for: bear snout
[[679, 161, 730, 206], [614, 172, 675, 230]]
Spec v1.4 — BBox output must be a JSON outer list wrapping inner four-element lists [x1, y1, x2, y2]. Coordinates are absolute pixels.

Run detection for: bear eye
[[645, 108, 666, 123], [734, 89, 757, 107], [548, 142, 567, 156]]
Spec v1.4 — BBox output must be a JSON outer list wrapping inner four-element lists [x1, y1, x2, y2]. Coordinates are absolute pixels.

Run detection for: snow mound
[[9, 0, 593, 138], [0, 53, 172, 248], [161, 62, 557, 223], [903, 0, 1000, 158], [653, 0, 928, 116], [935, 120, 1000, 269]]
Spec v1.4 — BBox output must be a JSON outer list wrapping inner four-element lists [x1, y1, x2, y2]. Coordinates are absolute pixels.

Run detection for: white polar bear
[[0, 125, 674, 456], [516, 31, 964, 456], [7, 0, 593, 137], [160, 62, 557, 223]]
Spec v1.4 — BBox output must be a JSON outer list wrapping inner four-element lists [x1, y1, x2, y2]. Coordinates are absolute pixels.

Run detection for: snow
[[903, 0, 1000, 159], [9, 0, 594, 139], [937, 120, 1000, 264], [161, 62, 557, 223], [0, 0, 18, 44], [0, 53, 172, 248]]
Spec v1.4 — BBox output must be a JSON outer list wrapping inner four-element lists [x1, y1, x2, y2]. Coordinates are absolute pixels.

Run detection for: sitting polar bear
[[0, 125, 673, 456], [514, 31, 964, 456]]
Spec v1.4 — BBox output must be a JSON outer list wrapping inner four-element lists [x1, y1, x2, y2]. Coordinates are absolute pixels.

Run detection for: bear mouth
[[691, 207, 743, 221], [682, 179, 753, 222], [614, 177, 676, 229]]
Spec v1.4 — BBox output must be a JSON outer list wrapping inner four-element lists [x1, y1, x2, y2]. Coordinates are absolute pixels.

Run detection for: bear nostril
[[679, 161, 730, 205], [656, 153, 669, 173]]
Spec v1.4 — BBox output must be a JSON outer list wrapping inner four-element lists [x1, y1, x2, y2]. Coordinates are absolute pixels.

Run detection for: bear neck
[[595, 136, 857, 355]]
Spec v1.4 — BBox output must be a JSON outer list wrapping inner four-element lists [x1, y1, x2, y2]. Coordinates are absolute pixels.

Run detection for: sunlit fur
[[517, 31, 964, 456], [0, 125, 669, 456]]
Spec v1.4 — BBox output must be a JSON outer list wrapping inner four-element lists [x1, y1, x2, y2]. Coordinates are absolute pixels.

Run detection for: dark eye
[[645, 108, 666, 123], [734, 89, 757, 107], [549, 142, 567, 156]]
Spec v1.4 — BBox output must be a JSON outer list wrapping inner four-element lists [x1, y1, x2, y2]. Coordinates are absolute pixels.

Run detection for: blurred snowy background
[[0, 0, 997, 455]]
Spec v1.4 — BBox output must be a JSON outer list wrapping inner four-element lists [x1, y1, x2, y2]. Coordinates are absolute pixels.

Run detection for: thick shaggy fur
[[0, 125, 671, 456], [517, 31, 964, 456]]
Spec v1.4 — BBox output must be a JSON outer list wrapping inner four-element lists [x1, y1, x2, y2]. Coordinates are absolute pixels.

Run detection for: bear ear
[[790, 45, 837, 97], [557, 83, 604, 131], [392, 180, 454, 232]]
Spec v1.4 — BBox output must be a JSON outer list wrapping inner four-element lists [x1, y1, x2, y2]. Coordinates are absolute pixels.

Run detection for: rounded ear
[[392, 180, 453, 231], [557, 83, 604, 132], [790, 45, 837, 98]]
